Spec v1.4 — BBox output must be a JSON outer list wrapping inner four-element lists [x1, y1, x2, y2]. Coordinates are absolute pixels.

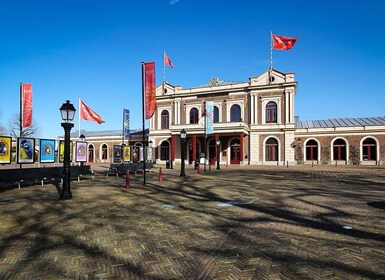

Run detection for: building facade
[[148, 68, 385, 166], [71, 68, 385, 166]]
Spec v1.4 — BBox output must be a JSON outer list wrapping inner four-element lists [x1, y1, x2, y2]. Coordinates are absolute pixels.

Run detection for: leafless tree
[[7, 113, 41, 138]]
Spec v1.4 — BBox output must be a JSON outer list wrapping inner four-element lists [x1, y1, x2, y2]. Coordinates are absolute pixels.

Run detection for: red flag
[[272, 34, 298, 50], [164, 52, 174, 68], [143, 62, 156, 119], [80, 99, 104, 124], [21, 84, 32, 128]]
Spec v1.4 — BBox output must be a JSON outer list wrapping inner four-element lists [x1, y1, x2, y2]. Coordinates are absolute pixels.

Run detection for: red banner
[[272, 34, 298, 50], [80, 99, 105, 124], [21, 84, 33, 128], [144, 62, 156, 119]]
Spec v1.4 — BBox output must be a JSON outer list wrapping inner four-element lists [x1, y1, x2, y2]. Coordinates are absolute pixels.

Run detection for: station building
[[149, 68, 385, 166], [73, 68, 385, 166]]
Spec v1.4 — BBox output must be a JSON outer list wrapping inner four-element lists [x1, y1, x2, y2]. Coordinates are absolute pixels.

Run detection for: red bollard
[[159, 167, 163, 182], [125, 170, 130, 189]]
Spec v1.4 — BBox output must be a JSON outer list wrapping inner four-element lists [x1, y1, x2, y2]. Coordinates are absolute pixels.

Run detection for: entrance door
[[230, 140, 240, 164]]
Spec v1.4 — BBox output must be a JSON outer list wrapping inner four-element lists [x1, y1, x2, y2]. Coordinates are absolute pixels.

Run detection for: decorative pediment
[[249, 68, 295, 86]]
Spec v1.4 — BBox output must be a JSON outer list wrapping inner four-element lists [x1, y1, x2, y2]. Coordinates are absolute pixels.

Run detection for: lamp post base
[[60, 192, 72, 200]]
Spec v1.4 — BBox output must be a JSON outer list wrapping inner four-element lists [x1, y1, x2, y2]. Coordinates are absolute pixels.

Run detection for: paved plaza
[[0, 164, 384, 280]]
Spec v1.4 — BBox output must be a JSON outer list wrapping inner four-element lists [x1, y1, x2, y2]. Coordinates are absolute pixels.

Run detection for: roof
[[296, 117, 385, 129], [69, 129, 148, 138]]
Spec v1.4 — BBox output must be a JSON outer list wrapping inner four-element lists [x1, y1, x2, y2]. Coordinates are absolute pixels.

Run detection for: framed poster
[[0, 136, 12, 164], [59, 140, 73, 163], [17, 137, 35, 164], [123, 146, 131, 162], [75, 141, 87, 162], [40, 139, 55, 163], [113, 145, 122, 163], [146, 147, 153, 161]]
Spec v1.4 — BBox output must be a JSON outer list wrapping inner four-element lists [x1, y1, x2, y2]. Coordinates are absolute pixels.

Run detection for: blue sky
[[0, 0, 384, 139]]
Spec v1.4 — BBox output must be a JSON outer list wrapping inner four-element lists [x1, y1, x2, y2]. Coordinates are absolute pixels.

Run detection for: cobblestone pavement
[[0, 165, 384, 280]]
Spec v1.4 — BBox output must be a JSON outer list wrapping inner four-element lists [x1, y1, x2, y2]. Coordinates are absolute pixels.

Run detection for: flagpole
[[141, 62, 146, 185], [78, 98, 81, 138], [163, 51, 166, 95], [270, 31, 273, 83]]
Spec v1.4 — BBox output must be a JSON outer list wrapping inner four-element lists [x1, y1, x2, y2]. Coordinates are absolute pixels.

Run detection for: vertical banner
[[132, 146, 139, 162], [147, 147, 153, 161], [40, 139, 55, 163], [75, 141, 87, 162], [21, 84, 33, 128], [123, 146, 131, 162], [17, 137, 35, 164], [205, 101, 214, 135], [0, 136, 12, 164], [144, 62, 156, 119], [59, 140, 73, 163], [123, 109, 130, 138], [139, 147, 144, 161], [113, 145, 122, 163]]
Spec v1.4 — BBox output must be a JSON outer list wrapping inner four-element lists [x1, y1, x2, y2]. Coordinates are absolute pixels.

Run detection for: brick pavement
[[0, 165, 384, 279]]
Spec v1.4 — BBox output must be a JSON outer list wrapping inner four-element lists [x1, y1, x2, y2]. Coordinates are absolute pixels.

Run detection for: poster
[[123, 146, 131, 162], [113, 145, 122, 163], [59, 140, 73, 163], [40, 139, 55, 163], [0, 136, 12, 164], [75, 141, 87, 162], [17, 137, 35, 164]]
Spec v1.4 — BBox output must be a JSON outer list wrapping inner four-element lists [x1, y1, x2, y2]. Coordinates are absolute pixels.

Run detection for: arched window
[[214, 106, 219, 123], [266, 101, 277, 123], [101, 144, 108, 160], [333, 139, 347, 161], [265, 138, 278, 161], [160, 141, 170, 161], [363, 138, 377, 161], [88, 144, 94, 162], [161, 110, 169, 129], [230, 104, 241, 122], [306, 140, 318, 161], [190, 108, 199, 124]]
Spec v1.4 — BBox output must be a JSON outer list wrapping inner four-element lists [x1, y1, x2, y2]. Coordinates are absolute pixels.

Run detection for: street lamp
[[180, 129, 187, 177], [216, 139, 221, 170], [79, 134, 86, 142], [59, 100, 76, 200]]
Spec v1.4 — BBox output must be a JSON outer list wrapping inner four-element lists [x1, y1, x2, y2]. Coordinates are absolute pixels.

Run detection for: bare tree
[[7, 113, 41, 138], [0, 110, 5, 134]]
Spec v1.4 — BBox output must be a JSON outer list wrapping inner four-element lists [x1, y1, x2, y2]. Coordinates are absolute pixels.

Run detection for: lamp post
[[180, 129, 187, 177], [60, 100, 76, 200], [216, 139, 221, 170]]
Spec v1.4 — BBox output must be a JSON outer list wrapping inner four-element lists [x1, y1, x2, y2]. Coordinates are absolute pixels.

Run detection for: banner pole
[[19, 83, 23, 138], [141, 62, 146, 185], [122, 109, 125, 146], [19, 83, 23, 169]]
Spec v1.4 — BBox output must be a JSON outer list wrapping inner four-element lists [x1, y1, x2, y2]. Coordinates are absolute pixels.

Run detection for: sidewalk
[[0, 165, 384, 279]]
